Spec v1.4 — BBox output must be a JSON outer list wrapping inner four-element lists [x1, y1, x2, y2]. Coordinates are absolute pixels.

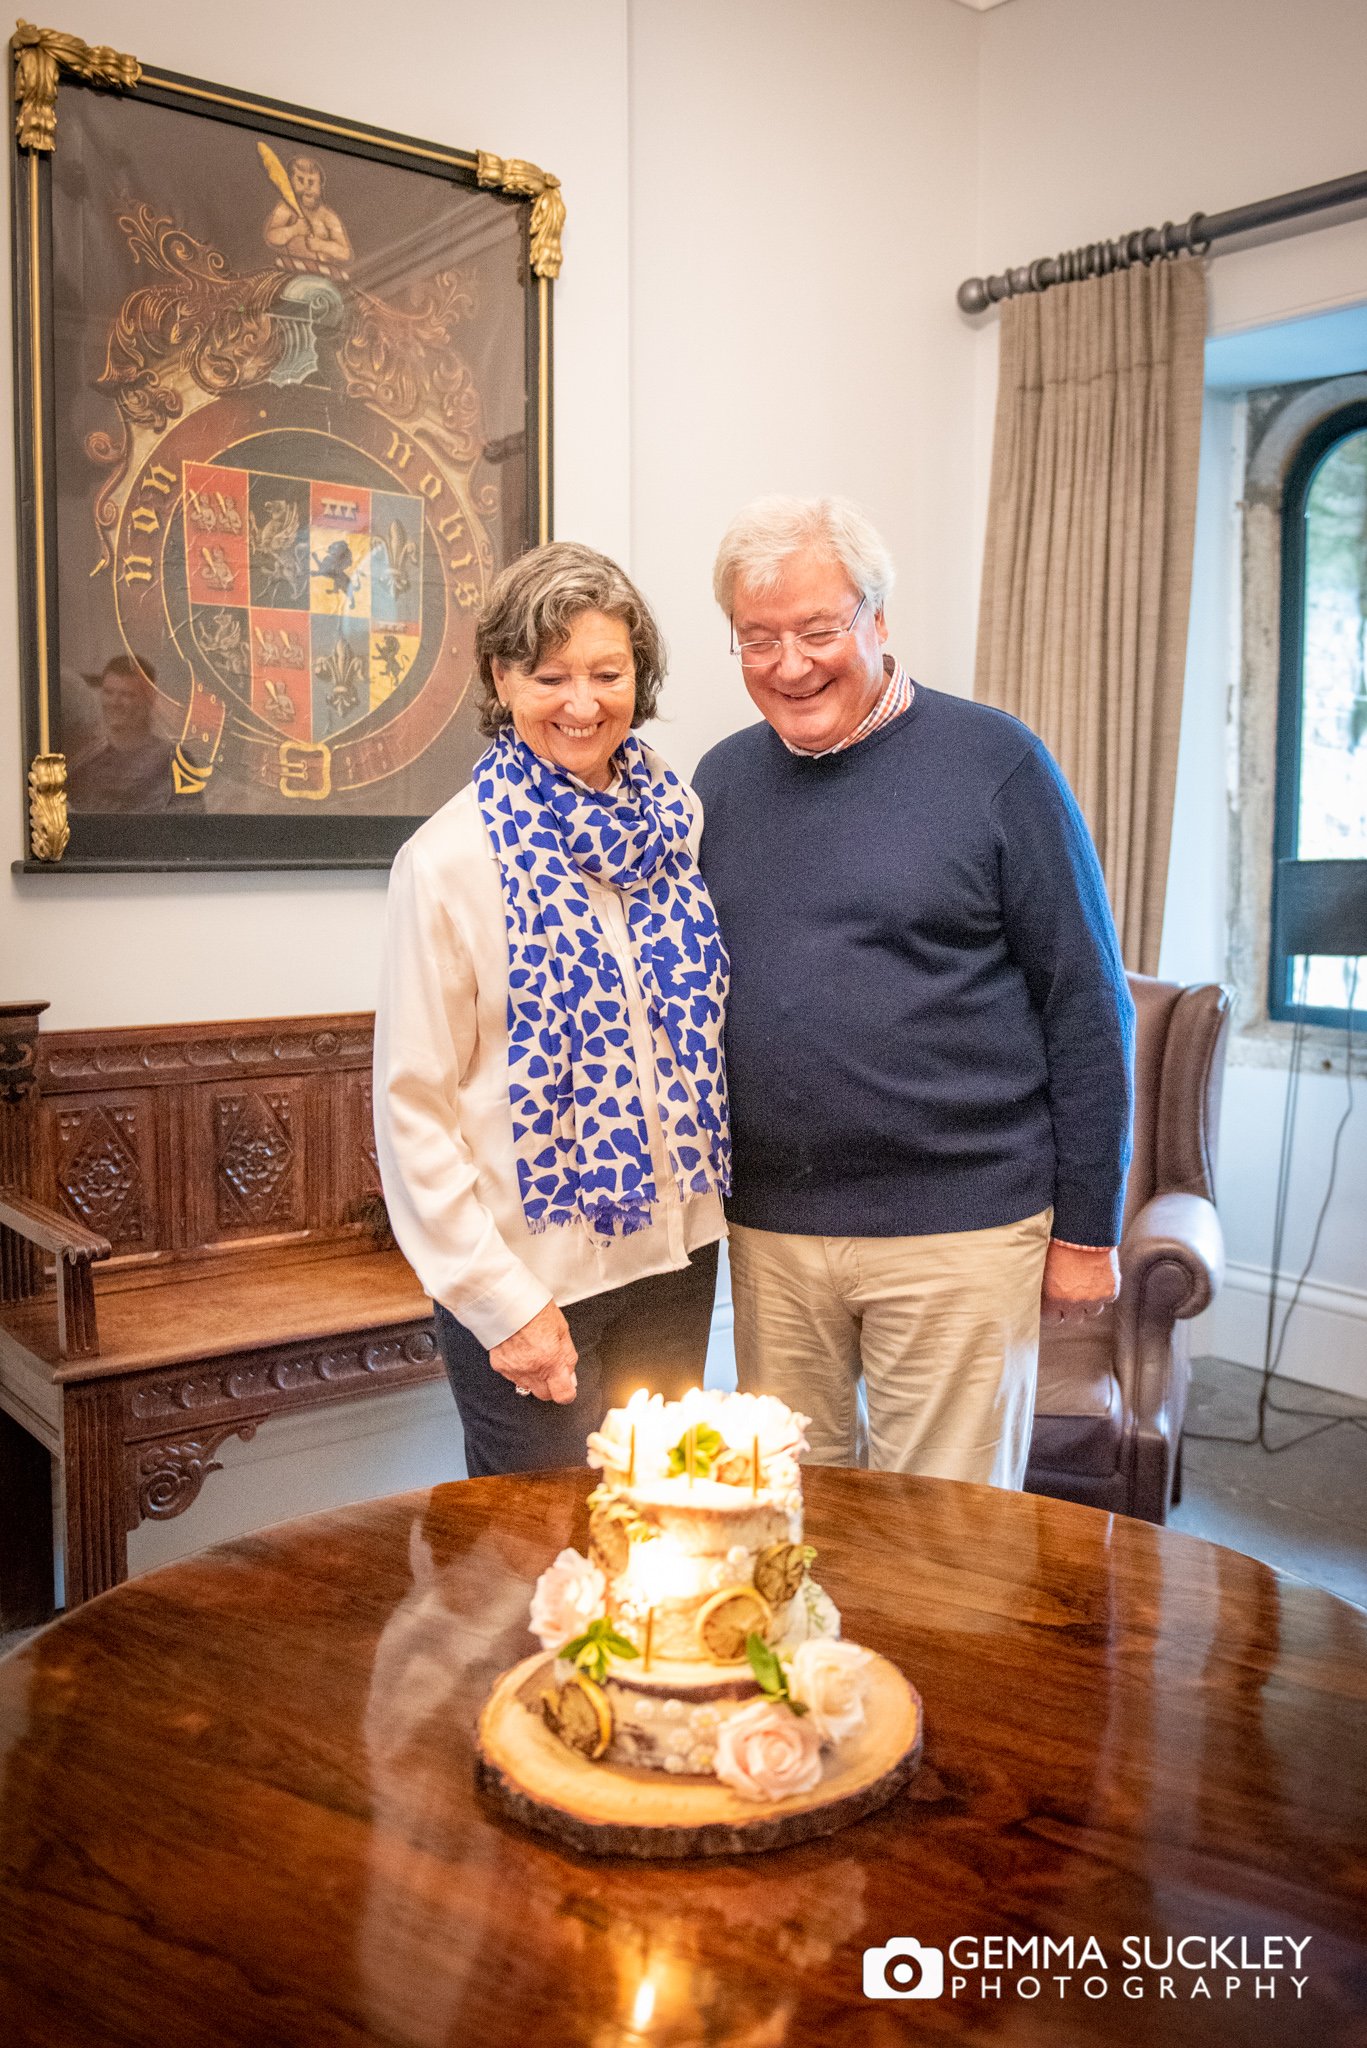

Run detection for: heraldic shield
[[182, 463, 424, 747]]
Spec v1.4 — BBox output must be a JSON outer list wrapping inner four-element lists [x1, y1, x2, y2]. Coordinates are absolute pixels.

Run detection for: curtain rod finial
[[957, 276, 990, 315]]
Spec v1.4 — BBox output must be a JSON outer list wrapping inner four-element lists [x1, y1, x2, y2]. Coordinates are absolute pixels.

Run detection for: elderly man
[[692, 496, 1134, 1485]]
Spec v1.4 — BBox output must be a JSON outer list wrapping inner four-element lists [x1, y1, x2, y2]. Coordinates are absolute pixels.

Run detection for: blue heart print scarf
[[474, 726, 731, 1237]]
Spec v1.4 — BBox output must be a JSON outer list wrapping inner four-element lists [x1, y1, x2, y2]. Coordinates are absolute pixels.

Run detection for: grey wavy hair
[[473, 542, 666, 737], [712, 495, 896, 617]]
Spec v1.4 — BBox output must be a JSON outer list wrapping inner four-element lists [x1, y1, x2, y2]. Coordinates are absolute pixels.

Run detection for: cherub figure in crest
[[199, 544, 237, 593]]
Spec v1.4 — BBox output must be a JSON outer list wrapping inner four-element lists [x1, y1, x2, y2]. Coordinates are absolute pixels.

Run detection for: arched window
[[1270, 401, 1367, 1025]]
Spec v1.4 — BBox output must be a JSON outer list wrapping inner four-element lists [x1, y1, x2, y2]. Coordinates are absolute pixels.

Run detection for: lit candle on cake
[[643, 1608, 655, 1672], [752, 1434, 760, 1497]]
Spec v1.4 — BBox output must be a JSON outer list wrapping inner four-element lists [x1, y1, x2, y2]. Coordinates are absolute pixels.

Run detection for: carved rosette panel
[[214, 1088, 299, 1232], [53, 1100, 148, 1248], [127, 1326, 438, 1426], [130, 1419, 264, 1523]]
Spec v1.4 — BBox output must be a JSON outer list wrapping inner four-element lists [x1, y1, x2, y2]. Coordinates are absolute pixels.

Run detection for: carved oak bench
[[0, 1004, 438, 1625]]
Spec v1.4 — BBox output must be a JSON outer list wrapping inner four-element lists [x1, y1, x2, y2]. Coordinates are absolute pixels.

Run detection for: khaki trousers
[[727, 1211, 1052, 1487]]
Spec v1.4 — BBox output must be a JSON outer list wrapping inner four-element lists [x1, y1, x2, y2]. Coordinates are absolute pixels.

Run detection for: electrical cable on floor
[[1186, 957, 1365, 1454], [1257, 957, 1364, 1446]]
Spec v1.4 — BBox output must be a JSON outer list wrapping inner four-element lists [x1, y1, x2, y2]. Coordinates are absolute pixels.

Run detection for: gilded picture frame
[[10, 22, 561, 871]]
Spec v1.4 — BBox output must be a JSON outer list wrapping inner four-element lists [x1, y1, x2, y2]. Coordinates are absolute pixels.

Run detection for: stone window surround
[[1226, 371, 1367, 1075]]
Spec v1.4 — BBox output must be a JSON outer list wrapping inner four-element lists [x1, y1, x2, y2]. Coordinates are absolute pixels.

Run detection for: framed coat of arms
[[10, 22, 562, 870]]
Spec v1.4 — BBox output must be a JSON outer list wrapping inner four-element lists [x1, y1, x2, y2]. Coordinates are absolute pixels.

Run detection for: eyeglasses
[[730, 596, 867, 671]]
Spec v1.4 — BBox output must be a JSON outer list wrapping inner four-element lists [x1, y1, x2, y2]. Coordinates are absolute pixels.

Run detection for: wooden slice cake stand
[[476, 1649, 923, 1860]]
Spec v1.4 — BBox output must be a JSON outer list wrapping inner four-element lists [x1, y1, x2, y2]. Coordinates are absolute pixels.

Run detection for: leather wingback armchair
[[1025, 974, 1232, 1525]]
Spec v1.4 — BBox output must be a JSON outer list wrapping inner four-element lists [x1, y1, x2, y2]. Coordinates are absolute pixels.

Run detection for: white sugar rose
[[788, 1638, 872, 1744], [715, 1391, 811, 1462], [713, 1698, 823, 1802], [528, 1548, 605, 1650]]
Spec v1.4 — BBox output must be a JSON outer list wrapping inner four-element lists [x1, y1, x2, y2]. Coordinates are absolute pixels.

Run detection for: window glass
[[1297, 426, 1367, 860], [1282, 422, 1367, 1021]]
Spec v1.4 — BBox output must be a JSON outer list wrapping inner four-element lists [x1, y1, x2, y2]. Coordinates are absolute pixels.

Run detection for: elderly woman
[[374, 543, 729, 1476]]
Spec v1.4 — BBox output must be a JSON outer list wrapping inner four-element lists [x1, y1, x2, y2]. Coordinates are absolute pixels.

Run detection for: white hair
[[712, 494, 896, 616]]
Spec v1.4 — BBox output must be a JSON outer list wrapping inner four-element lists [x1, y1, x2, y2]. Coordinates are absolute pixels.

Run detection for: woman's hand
[[489, 1301, 579, 1403], [1040, 1241, 1120, 1324]]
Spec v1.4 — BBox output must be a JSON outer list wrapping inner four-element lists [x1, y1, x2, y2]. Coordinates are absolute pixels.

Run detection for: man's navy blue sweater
[[693, 686, 1135, 1247]]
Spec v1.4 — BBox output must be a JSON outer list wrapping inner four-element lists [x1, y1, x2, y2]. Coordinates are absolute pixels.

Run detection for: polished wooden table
[[1, 1470, 1364, 2047]]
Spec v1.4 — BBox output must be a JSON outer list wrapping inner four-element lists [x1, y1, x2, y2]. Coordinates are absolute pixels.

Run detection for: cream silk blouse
[[373, 780, 724, 1350]]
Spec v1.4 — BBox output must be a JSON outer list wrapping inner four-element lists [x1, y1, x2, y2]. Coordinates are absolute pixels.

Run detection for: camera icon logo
[[863, 1939, 946, 1999]]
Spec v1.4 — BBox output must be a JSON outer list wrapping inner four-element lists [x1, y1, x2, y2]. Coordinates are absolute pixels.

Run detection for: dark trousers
[[435, 1241, 720, 1478]]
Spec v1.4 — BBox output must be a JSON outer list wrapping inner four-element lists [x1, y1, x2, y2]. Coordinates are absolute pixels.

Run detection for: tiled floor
[[3, 1354, 1364, 1659]]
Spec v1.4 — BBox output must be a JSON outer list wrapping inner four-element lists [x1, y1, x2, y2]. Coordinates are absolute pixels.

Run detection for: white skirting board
[[1192, 1264, 1367, 1402]]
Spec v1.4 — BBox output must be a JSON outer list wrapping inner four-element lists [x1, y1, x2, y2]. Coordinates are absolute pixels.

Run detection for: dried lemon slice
[[753, 1542, 808, 1607], [696, 1584, 772, 1663], [543, 1673, 612, 1759]]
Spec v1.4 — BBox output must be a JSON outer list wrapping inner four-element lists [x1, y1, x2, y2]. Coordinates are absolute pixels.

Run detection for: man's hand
[[1040, 1241, 1119, 1324], [489, 1301, 579, 1403]]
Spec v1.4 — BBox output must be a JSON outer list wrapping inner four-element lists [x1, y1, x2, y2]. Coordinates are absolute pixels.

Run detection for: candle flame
[[630, 1976, 657, 2030]]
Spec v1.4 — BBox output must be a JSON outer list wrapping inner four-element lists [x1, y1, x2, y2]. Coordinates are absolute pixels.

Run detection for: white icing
[[587, 1387, 811, 1494]]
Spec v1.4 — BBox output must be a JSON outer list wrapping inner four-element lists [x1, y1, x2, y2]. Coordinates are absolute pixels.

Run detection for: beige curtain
[[974, 257, 1207, 973]]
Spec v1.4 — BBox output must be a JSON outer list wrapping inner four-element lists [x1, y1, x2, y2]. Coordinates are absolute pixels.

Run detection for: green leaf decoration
[[746, 1633, 785, 1695], [667, 1421, 725, 1478], [744, 1632, 808, 1713], [559, 1615, 640, 1684]]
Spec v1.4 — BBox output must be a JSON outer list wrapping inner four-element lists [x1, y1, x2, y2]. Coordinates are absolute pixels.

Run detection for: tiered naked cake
[[476, 1389, 923, 1857]]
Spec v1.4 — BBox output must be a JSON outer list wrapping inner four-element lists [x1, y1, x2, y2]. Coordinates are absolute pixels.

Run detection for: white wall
[[976, 0, 1367, 1395], [628, 0, 982, 776]]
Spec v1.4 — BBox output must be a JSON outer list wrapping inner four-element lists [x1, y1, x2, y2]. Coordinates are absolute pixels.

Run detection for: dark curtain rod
[[957, 166, 1367, 314]]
